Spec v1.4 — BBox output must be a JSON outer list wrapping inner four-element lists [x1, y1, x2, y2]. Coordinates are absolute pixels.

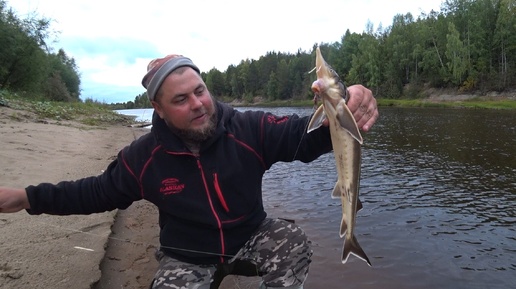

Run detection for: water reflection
[[238, 106, 515, 289]]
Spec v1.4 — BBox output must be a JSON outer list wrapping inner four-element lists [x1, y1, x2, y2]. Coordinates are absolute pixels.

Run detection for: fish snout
[[311, 79, 324, 94]]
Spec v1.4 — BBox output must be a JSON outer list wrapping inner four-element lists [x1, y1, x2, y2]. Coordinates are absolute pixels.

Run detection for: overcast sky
[[10, 0, 443, 103]]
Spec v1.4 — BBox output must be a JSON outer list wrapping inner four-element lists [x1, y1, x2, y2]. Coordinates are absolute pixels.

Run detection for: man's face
[[151, 67, 216, 142]]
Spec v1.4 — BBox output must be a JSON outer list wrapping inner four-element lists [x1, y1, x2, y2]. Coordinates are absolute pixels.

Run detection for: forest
[[1, 0, 515, 109], [0, 1, 81, 102]]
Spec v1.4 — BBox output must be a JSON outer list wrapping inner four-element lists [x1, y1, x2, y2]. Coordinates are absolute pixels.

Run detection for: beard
[[171, 111, 218, 144]]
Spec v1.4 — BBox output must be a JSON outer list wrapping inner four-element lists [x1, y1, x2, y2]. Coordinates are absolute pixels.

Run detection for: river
[[117, 106, 515, 289]]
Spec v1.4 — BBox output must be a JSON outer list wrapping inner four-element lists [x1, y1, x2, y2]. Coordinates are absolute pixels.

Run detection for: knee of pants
[[268, 219, 313, 257]]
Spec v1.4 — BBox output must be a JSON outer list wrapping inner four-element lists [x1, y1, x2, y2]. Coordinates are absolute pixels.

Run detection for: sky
[[10, 0, 444, 104]]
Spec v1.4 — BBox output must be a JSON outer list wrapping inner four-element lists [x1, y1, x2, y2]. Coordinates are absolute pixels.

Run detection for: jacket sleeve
[[25, 148, 142, 215], [259, 112, 333, 166]]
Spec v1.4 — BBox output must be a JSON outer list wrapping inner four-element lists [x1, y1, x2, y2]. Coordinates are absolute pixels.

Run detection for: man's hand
[[0, 188, 30, 213], [347, 85, 378, 132]]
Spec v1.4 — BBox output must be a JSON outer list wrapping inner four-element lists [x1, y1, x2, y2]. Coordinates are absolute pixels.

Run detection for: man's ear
[[151, 101, 164, 119]]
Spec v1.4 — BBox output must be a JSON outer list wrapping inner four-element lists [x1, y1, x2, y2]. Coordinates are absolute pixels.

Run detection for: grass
[[2, 90, 513, 127], [0, 92, 135, 127], [377, 98, 516, 109], [233, 97, 516, 110]]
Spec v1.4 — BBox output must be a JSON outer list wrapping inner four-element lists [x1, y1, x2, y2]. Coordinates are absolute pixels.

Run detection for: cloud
[[54, 37, 157, 101]]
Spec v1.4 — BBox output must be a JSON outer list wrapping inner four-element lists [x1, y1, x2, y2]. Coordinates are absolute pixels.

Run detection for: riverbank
[[227, 90, 516, 110], [378, 91, 516, 109]]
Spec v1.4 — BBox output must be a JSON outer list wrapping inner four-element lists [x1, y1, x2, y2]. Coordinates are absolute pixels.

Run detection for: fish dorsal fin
[[307, 104, 326, 133], [336, 102, 363, 144]]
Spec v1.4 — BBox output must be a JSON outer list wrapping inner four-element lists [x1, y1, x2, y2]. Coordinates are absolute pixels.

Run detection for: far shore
[[225, 94, 516, 110]]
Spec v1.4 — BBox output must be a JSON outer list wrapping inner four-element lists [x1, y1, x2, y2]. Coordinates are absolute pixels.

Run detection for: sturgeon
[[307, 47, 371, 266]]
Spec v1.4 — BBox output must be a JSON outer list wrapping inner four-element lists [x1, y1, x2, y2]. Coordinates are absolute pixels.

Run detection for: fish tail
[[342, 235, 372, 266]]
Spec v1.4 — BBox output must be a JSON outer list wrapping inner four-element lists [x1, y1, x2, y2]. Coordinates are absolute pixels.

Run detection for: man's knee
[[267, 219, 313, 258], [151, 251, 216, 289]]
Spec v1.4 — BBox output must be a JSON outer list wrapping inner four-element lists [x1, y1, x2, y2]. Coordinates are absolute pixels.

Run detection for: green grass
[[2, 90, 513, 128], [230, 95, 516, 110], [377, 98, 516, 109], [0, 92, 134, 126], [247, 99, 315, 107]]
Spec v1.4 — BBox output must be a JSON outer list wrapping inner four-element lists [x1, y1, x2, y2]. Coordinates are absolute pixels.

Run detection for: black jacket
[[26, 101, 332, 264]]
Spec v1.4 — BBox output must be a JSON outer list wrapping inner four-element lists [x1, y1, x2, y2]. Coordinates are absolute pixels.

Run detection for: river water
[[117, 107, 515, 289]]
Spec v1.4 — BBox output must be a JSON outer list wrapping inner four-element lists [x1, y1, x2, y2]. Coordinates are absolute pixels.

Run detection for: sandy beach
[[0, 106, 258, 289], [0, 105, 158, 289]]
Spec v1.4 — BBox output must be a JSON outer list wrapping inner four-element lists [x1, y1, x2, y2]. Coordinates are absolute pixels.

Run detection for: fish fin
[[336, 101, 363, 144], [342, 235, 372, 266], [307, 105, 326, 133], [334, 183, 362, 211], [339, 216, 348, 238], [357, 198, 363, 212], [331, 182, 341, 199]]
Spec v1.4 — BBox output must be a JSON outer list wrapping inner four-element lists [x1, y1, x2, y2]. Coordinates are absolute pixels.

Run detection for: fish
[[307, 46, 371, 266]]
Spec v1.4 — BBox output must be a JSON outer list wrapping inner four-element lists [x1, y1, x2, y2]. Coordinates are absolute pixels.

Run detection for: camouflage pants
[[151, 218, 312, 289]]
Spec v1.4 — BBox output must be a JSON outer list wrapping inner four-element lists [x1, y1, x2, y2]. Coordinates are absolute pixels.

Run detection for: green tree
[[419, 10, 449, 87], [347, 32, 381, 88], [266, 70, 278, 101], [44, 71, 71, 101], [133, 93, 150, 108], [0, 3, 49, 92], [229, 65, 244, 99], [0, 1, 80, 101], [205, 68, 226, 97], [46, 49, 81, 100], [276, 59, 290, 100], [337, 30, 361, 76], [493, 0, 516, 88], [445, 22, 468, 85]]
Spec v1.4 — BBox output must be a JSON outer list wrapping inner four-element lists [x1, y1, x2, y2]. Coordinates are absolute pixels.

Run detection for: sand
[[0, 105, 156, 289], [0, 106, 257, 289]]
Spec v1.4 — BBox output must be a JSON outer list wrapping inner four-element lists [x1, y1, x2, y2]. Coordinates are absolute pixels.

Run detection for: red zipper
[[213, 173, 230, 212], [197, 160, 225, 263]]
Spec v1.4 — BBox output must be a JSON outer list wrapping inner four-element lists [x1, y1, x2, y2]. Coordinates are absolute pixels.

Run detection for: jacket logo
[[159, 178, 185, 195], [267, 115, 289, 124]]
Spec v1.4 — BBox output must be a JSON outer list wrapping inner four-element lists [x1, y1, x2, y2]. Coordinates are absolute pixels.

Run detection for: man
[[0, 54, 378, 289]]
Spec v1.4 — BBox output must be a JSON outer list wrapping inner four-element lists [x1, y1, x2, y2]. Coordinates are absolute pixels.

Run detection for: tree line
[[196, 0, 515, 103], [0, 0, 81, 102], [2, 0, 515, 109]]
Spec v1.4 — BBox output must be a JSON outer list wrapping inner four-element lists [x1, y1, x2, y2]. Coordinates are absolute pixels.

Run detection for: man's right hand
[[0, 188, 30, 213]]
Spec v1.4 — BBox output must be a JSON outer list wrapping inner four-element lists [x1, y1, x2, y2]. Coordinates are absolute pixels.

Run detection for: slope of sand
[[0, 105, 156, 289], [0, 106, 258, 289]]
